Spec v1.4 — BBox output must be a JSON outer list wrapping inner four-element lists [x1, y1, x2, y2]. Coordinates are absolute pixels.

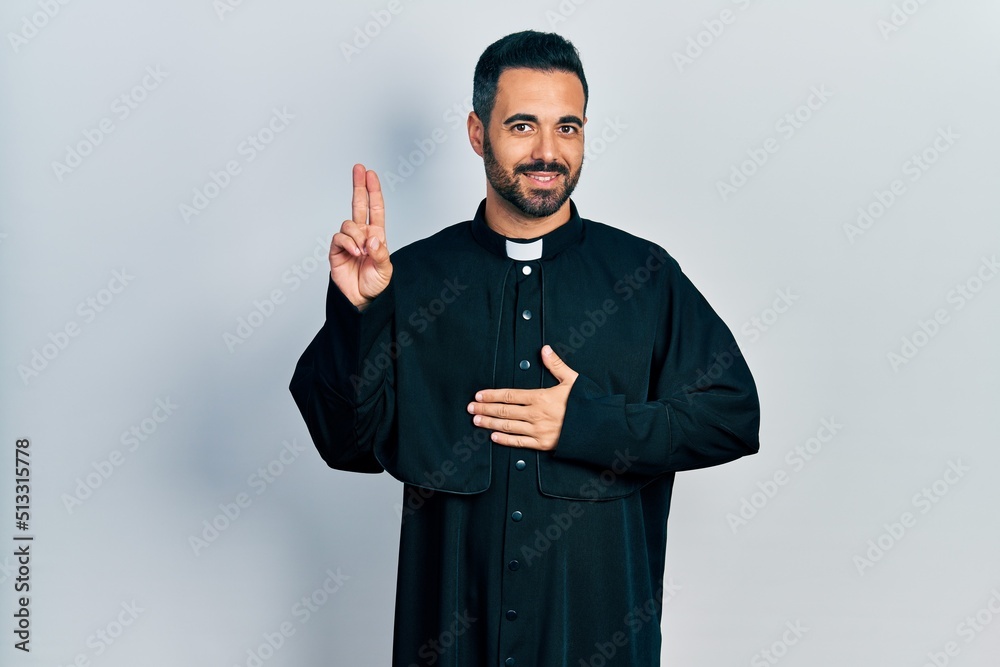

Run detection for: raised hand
[[329, 164, 393, 310]]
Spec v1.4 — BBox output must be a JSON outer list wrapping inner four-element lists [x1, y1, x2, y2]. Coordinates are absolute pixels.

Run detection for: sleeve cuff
[[551, 373, 670, 471], [318, 276, 394, 403]]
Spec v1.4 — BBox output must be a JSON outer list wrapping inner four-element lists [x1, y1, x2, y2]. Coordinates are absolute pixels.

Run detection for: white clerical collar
[[505, 238, 543, 261]]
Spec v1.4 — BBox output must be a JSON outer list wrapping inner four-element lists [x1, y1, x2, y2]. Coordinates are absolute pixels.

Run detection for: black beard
[[482, 134, 582, 218]]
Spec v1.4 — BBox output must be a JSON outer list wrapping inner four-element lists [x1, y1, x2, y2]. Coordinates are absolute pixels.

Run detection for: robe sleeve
[[288, 275, 396, 473], [550, 258, 760, 478]]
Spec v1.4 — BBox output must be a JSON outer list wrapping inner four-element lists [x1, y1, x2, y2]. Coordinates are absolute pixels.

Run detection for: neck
[[483, 187, 571, 239]]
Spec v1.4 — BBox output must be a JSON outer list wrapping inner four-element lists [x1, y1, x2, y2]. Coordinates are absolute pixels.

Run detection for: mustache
[[514, 161, 569, 176]]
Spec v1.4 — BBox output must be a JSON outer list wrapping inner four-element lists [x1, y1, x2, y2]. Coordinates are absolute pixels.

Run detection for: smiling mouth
[[522, 172, 561, 184]]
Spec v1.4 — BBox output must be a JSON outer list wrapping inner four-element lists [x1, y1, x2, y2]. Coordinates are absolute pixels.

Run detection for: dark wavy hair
[[472, 30, 589, 131]]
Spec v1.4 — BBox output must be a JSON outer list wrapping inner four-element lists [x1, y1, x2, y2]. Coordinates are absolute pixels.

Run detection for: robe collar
[[470, 198, 584, 260]]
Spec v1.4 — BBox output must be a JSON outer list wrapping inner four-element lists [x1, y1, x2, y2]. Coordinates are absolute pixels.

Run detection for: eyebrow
[[502, 113, 584, 127]]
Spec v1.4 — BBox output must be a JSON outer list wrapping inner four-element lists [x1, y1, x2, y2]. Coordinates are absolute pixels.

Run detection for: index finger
[[352, 163, 369, 226], [474, 388, 533, 405], [366, 169, 385, 229]]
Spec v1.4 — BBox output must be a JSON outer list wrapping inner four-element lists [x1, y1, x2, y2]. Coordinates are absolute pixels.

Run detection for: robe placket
[[495, 238, 544, 667]]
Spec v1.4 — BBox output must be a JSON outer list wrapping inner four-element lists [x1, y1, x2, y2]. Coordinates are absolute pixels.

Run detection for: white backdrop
[[2, 1, 999, 666]]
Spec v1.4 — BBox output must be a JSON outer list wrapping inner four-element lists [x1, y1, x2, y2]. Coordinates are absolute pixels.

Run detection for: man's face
[[480, 68, 586, 219]]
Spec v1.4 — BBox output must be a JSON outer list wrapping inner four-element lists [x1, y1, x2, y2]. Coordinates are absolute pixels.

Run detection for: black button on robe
[[289, 199, 760, 666]]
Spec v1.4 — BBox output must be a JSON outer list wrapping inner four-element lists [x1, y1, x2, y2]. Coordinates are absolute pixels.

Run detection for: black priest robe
[[289, 198, 760, 667]]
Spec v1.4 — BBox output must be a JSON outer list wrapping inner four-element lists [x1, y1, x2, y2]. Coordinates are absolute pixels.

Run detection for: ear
[[468, 111, 485, 157]]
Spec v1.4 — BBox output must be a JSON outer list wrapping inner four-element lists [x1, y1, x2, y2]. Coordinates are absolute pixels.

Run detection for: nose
[[530, 128, 557, 165]]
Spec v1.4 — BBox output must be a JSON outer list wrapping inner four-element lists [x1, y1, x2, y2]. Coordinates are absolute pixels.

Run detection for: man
[[289, 30, 760, 667]]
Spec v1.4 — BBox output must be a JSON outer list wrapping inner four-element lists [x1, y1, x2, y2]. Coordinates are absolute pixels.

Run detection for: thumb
[[368, 235, 393, 273], [542, 344, 577, 384]]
